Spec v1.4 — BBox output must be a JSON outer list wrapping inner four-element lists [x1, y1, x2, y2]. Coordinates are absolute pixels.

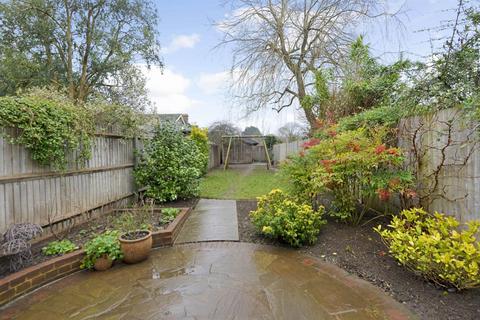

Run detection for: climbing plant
[[87, 96, 144, 138], [0, 91, 94, 169]]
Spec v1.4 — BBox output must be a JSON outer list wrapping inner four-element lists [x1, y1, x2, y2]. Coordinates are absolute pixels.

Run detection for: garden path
[[175, 199, 239, 243], [1, 243, 415, 320]]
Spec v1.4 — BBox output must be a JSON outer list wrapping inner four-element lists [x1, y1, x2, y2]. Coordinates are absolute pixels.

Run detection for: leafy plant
[[281, 126, 414, 224], [134, 122, 204, 202], [42, 239, 78, 256], [303, 36, 409, 122], [81, 231, 123, 270], [337, 104, 404, 132], [250, 189, 326, 247], [161, 208, 180, 224], [112, 211, 151, 233], [189, 125, 209, 175], [375, 208, 480, 290], [87, 98, 144, 138], [0, 90, 93, 169]]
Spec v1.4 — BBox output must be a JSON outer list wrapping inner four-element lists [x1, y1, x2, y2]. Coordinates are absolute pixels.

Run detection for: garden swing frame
[[221, 135, 272, 170]]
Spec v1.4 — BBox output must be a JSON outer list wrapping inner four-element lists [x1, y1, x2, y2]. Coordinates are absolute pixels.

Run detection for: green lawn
[[199, 165, 286, 200]]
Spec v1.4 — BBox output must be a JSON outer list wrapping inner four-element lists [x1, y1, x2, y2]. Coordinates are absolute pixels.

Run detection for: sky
[[145, 0, 459, 134]]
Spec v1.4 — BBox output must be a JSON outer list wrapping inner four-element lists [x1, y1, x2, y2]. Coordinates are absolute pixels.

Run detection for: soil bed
[[120, 230, 151, 241], [0, 198, 199, 279], [237, 200, 480, 320]]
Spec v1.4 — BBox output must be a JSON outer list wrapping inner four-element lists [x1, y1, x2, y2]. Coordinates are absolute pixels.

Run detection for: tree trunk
[[78, 6, 94, 102], [64, 1, 75, 100], [295, 73, 317, 131]]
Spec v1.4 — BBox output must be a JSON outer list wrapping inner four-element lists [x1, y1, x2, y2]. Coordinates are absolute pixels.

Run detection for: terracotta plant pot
[[94, 255, 113, 271], [119, 230, 152, 264]]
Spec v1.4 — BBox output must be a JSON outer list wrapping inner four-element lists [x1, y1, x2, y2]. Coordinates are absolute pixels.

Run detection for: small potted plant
[[81, 231, 123, 271], [118, 229, 152, 264]]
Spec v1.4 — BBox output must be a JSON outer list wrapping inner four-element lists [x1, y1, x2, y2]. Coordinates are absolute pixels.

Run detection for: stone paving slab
[[1, 242, 416, 320], [175, 199, 239, 243]]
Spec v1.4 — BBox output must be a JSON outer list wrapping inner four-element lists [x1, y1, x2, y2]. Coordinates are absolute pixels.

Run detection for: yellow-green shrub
[[375, 208, 480, 290], [189, 125, 209, 175], [250, 189, 325, 247]]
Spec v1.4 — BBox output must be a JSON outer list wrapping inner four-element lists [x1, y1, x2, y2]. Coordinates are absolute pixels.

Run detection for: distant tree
[[216, 0, 398, 129], [277, 122, 308, 142], [208, 121, 240, 145], [0, 0, 162, 109], [242, 126, 262, 136], [264, 134, 279, 150]]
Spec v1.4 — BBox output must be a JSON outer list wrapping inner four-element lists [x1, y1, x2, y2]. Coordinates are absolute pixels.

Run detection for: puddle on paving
[[0, 243, 414, 320]]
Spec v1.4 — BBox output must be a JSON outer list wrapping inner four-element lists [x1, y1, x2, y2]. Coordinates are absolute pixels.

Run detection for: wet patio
[[175, 199, 239, 243], [1, 242, 414, 320]]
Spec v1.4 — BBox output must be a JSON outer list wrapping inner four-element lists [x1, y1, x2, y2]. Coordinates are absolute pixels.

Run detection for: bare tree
[[208, 121, 241, 145], [216, 0, 397, 129], [277, 121, 307, 141]]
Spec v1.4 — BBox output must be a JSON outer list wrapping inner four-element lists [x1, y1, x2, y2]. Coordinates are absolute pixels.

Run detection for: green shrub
[[189, 125, 209, 175], [281, 127, 414, 225], [42, 239, 78, 256], [161, 207, 180, 224], [81, 231, 123, 270], [337, 105, 403, 132], [250, 189, 326, 247], [375, 208, 480, 290], [134, 123, 204, 202], [0, 92, 93, 169]]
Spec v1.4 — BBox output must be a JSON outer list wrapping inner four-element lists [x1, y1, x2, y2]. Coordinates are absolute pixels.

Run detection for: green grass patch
[[199, 166, 287, 200]]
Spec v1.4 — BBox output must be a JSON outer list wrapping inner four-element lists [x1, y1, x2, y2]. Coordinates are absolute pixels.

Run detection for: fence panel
[[272, 140, 306, 164], [398, 108, 480, 223], [0, 132, 137, 234], [208, 144, 221, 169]]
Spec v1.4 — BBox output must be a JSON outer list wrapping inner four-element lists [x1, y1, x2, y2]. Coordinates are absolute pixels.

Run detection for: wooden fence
[[221, 139, 269, 165], [272, 140, 306, 164], [271, 109, 480, 223], [0, 129, 233, 235], [208, 144, 221, 169], [398, 108, 480, 223], [0, 128, 139, 235]]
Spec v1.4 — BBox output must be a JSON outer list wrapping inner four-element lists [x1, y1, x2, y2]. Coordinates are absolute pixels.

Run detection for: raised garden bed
[[113, 207, 191, 247], [0, 204, 194, 306]]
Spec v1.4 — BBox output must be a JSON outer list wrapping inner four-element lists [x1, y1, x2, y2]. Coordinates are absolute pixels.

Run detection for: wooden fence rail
[[272, 139, 306, 164], [398, 108, 480, 223], [0, 130, 226, 234], [0, 129, 138, 234]]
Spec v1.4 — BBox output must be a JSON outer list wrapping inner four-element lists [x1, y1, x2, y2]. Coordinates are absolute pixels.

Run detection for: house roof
[[242, 138, 260, 145], [154, 113, 188, 125], [141, 113, 191, 136]]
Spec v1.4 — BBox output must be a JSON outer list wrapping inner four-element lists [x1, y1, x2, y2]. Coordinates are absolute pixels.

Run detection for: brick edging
[[0, 207, 192, 306], [0, 250, 85, 306], [151, 207, 191, 247]]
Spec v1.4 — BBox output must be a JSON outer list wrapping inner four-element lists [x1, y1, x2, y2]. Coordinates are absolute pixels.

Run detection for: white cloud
[[197, 71, 230, 95], [163, 34, 200, 54], [139, 65, 199, 113]]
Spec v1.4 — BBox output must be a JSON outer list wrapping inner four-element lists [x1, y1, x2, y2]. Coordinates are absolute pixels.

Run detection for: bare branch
[[215, 0, 395, 128]]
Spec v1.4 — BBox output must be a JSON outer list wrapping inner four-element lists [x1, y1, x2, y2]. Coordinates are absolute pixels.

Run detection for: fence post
[[133, 136, 139, 169]]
